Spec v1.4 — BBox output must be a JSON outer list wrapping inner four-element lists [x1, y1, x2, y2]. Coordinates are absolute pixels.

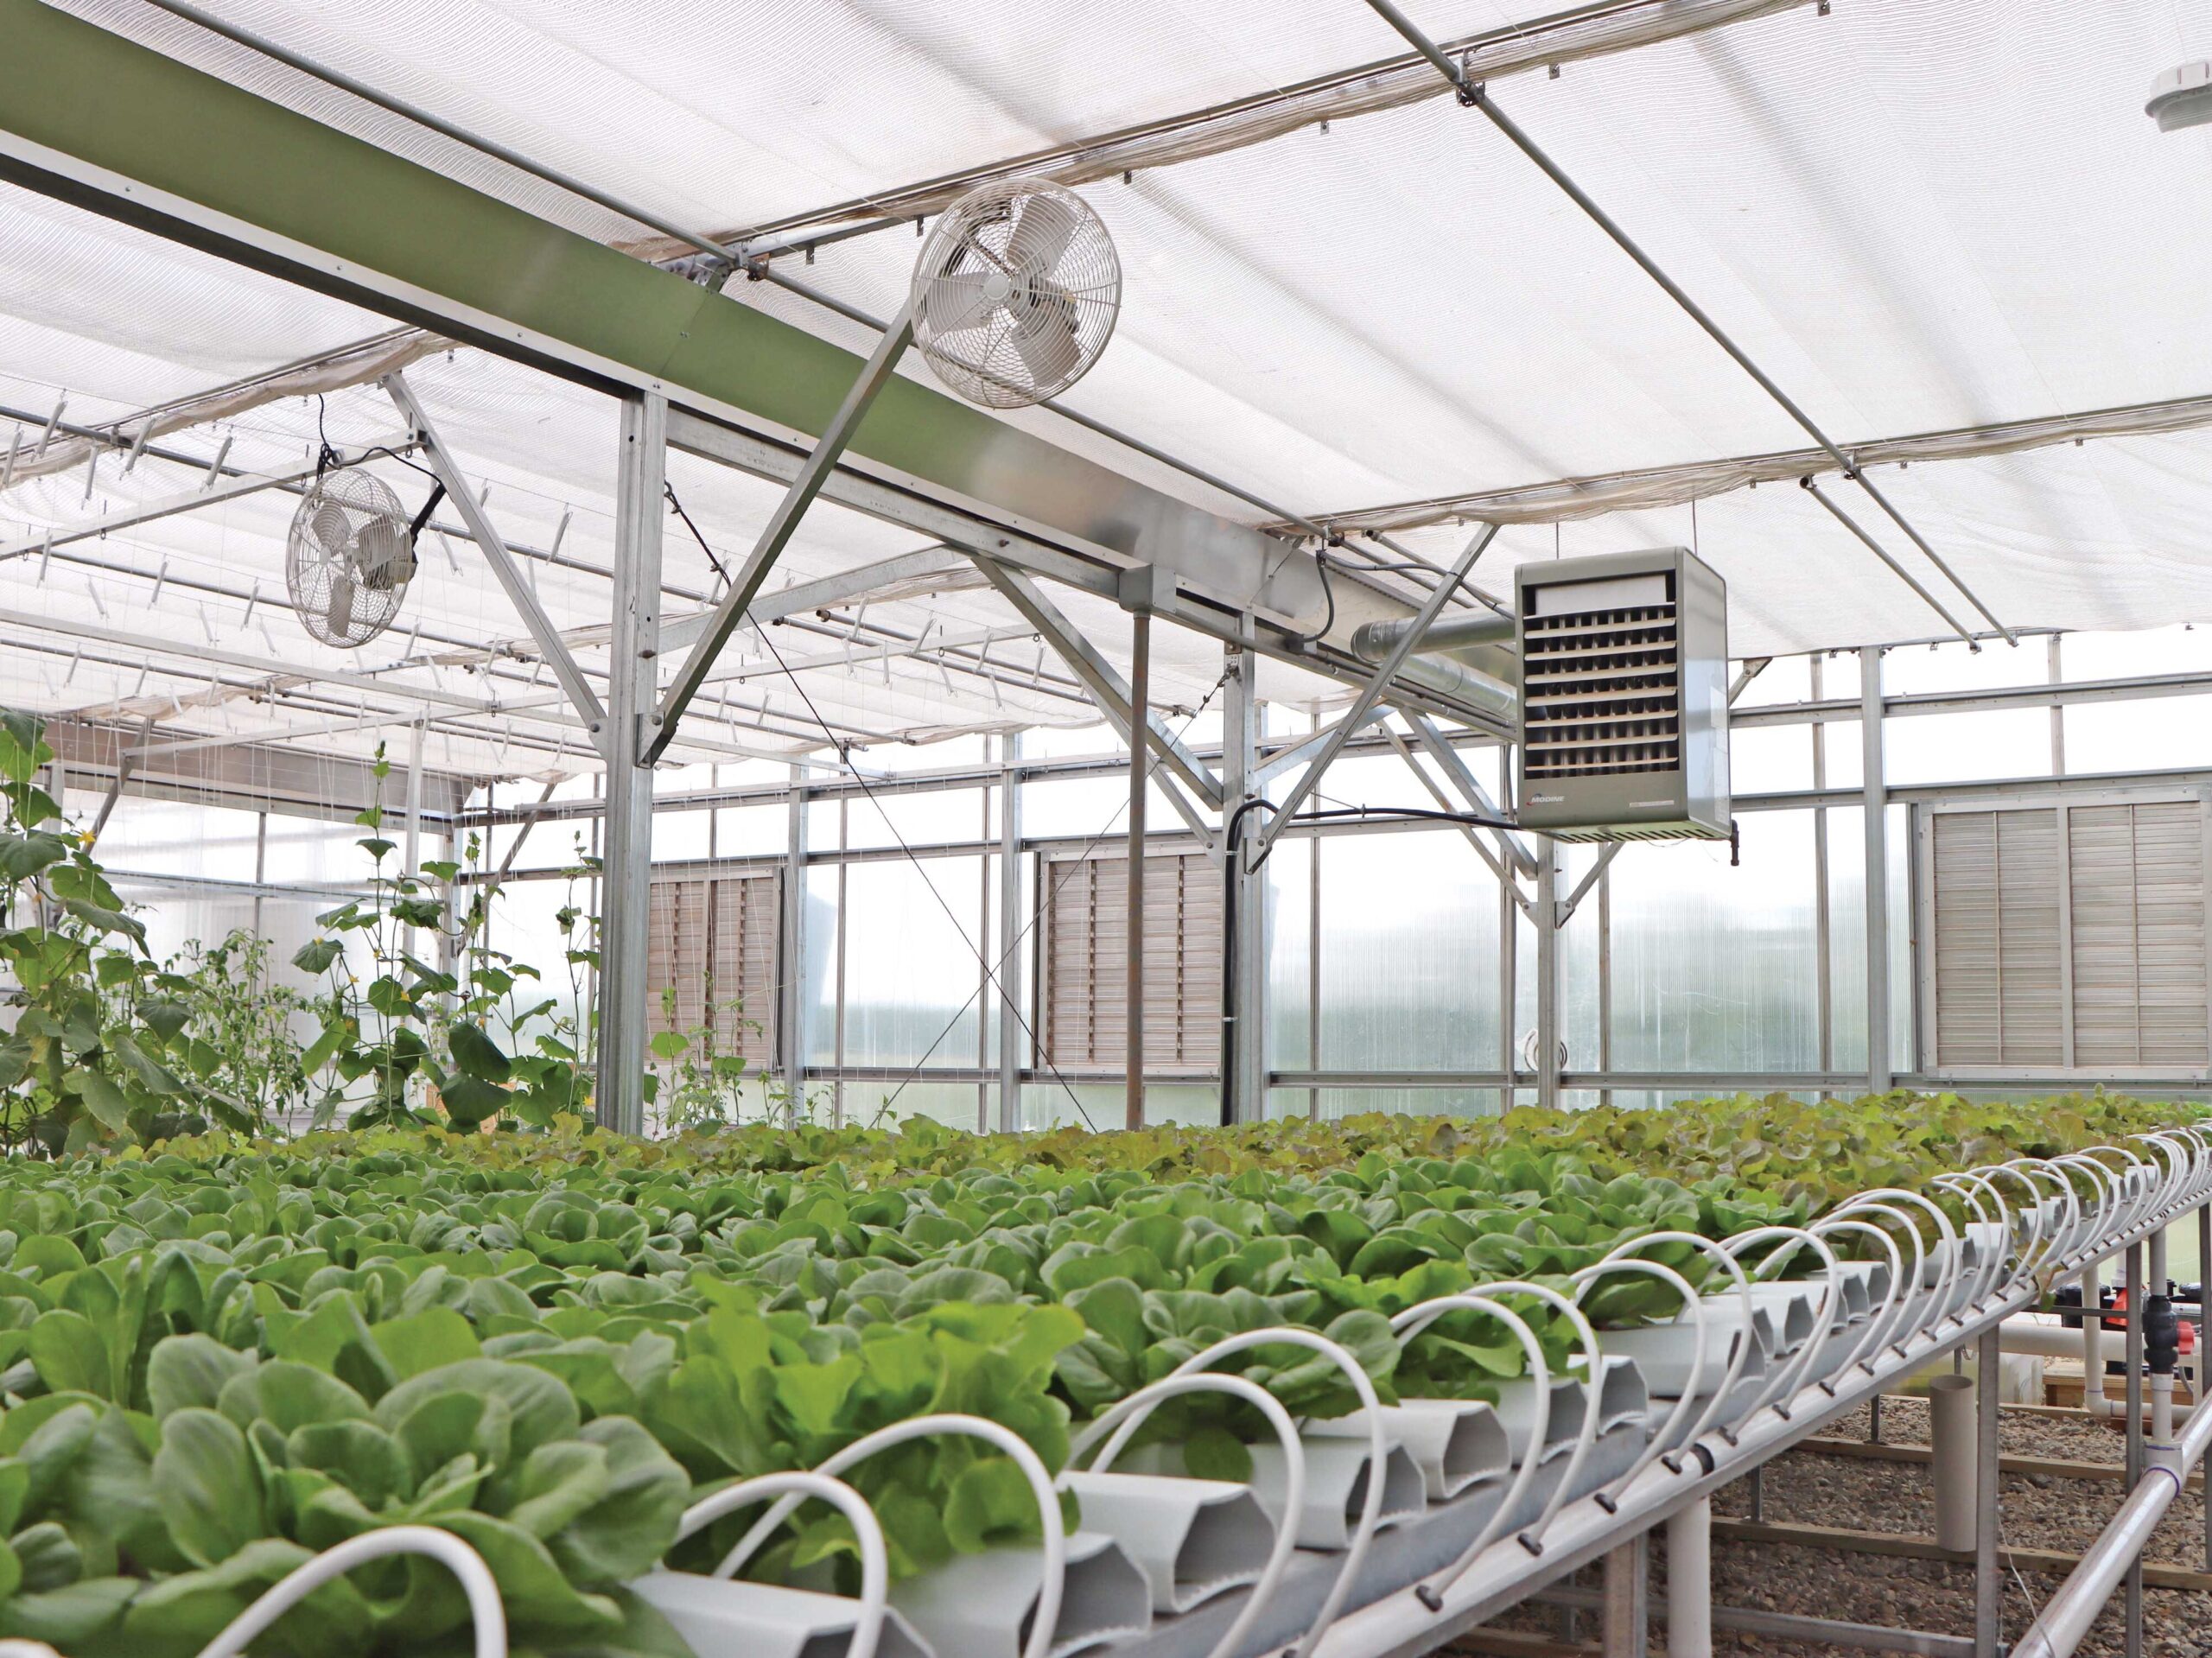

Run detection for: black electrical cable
[[663, 484, 1099, 1128]]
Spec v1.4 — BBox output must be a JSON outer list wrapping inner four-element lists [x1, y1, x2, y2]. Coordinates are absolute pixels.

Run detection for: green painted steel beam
[[0, 0, 1333, 631]]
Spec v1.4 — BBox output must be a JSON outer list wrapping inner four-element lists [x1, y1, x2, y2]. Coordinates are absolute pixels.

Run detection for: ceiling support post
[[996, 733, 1026, 1133], [596, 391, 666, 1138], [1862, 645, 1892, 1092], [1126, 613, 1150, 1132], [1219, 643, 1268, 1125], [1535, 838, 1565, 1112]]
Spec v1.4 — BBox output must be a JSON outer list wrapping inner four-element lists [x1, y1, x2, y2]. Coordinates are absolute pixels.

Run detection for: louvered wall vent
[[1515, 548, 1731, 842]]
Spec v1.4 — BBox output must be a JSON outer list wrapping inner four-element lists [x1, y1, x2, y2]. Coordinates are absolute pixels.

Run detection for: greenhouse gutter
[[0, 0, 1494, 720]]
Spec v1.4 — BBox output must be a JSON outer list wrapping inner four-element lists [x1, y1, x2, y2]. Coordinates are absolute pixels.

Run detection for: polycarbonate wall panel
[[1315, 828, 1504, 1077], [827, 855, 988, 1075], [1605, 814, 1822, 1077]]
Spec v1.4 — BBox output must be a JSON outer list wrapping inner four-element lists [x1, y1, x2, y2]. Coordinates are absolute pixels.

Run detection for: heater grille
[[1522, 595, 1681, 781]]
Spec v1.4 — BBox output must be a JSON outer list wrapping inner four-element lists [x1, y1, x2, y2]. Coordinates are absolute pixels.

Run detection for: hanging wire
[[663, 484, 1098, 1128], [871, 662, 1236, 1128]]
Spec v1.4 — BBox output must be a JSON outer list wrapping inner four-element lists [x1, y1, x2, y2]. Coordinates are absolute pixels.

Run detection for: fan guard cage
[[286, 468, 415, 649], [911, 177, 1120, 410]]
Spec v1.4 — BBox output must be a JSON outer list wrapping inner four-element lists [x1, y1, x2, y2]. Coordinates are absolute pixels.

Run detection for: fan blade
[[310, 499, 351, 550], [923, 269, 999, 335], [1005, 193, 1080, 275], [325, 572, 357, 639], [1007, 281, 1084, 390]]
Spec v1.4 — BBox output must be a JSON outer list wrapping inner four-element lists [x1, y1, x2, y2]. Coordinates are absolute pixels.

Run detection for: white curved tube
[[1980, 1164, 2056, 1286], [1068, 1370, 1303, 1658], [1722, 1227, 1844, 1425], [1567, 1256, 1705, 1498], [2007, 1157, 2083, 1266], [194, 1526, 505, 1658], [1808, 1217, 1908, 1382], [1125, 1327, 1383, 1658], [1385, 1293, 1553, 1580], [1821, 1200, 1927, 1363], [677, 1472, 889, 1658], [2050, 1155, 2121, 1269], [1402, 1280, 1604, 1560], [1931, 1172, 2009, 1311], [705, 1414, 1065, 1658], [1834, 1189, 1959, 1338], [1599, 1230, 1757, 1456]]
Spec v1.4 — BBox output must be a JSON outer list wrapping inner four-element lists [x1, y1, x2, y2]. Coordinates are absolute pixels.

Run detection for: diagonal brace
[[1382, 726, 1531, 915], [1402, 708, 1537, 878], [1256, 705, 1392, 785], [1556, 841, 1619, 926], [1255, 523, 1497, 861], [971, 557, 1225, 812], [383, 372, 608, 749], [647, 308, 915, 762]]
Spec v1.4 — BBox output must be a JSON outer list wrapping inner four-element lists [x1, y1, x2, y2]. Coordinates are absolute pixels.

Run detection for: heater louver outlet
[[1515, 548, 1730, 841]]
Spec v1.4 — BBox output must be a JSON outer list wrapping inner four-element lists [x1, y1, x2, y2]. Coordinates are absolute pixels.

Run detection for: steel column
[[594, 391, 665, 1138], [1863, 647, 1892, 1090], [402, 719, 424, 915], [2126, 1241, 2145, 1658], [1126, 613, 1150, 1131], [783, 767, 808, 1124], [1222, 645, 1268, 1122], [996, 734, 1024, 1132], [1975, 1324, 2001, 1658], [1535, 840, 1564, 1110]]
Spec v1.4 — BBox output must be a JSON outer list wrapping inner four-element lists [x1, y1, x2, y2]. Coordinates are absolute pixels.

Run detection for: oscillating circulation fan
[[284, 466, 442, 648], [911, 177, 1121, 410]]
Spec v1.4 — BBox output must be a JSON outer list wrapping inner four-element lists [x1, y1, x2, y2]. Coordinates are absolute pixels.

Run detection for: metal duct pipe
[[2010, 1375, 2212, 1658], [1349, 611, 1519, 661], [1391, 652, 1518, 722], [1929, 1374, 1977, 1553]]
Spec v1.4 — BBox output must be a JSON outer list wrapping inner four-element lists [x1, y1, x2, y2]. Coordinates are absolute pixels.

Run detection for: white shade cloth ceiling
[[2, 0, 2211, 780]]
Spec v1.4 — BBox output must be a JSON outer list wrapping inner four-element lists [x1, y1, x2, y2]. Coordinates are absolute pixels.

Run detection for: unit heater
[[1514, 548, 1730, 842]]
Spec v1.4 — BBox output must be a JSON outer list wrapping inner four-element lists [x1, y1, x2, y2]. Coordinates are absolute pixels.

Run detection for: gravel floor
[[1475, 1396, 2212, 1657]]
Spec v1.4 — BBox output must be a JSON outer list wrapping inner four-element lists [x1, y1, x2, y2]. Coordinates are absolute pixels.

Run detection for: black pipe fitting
[[2145, 1293, 2181, 1376]]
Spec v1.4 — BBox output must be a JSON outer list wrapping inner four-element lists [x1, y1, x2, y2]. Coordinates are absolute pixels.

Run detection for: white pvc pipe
[[706, 1414, 1065, 1658], [681, 1472, 888, 1658], [1723, 1226, 1844, 1424], [1928, 1372, 1976, 1553], [1666, 1496, 1712, 1658], [2012, 1371, 2212, 1658], [1069, 1370, 1305, 1658], [194, 1527, 505, 1658]]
